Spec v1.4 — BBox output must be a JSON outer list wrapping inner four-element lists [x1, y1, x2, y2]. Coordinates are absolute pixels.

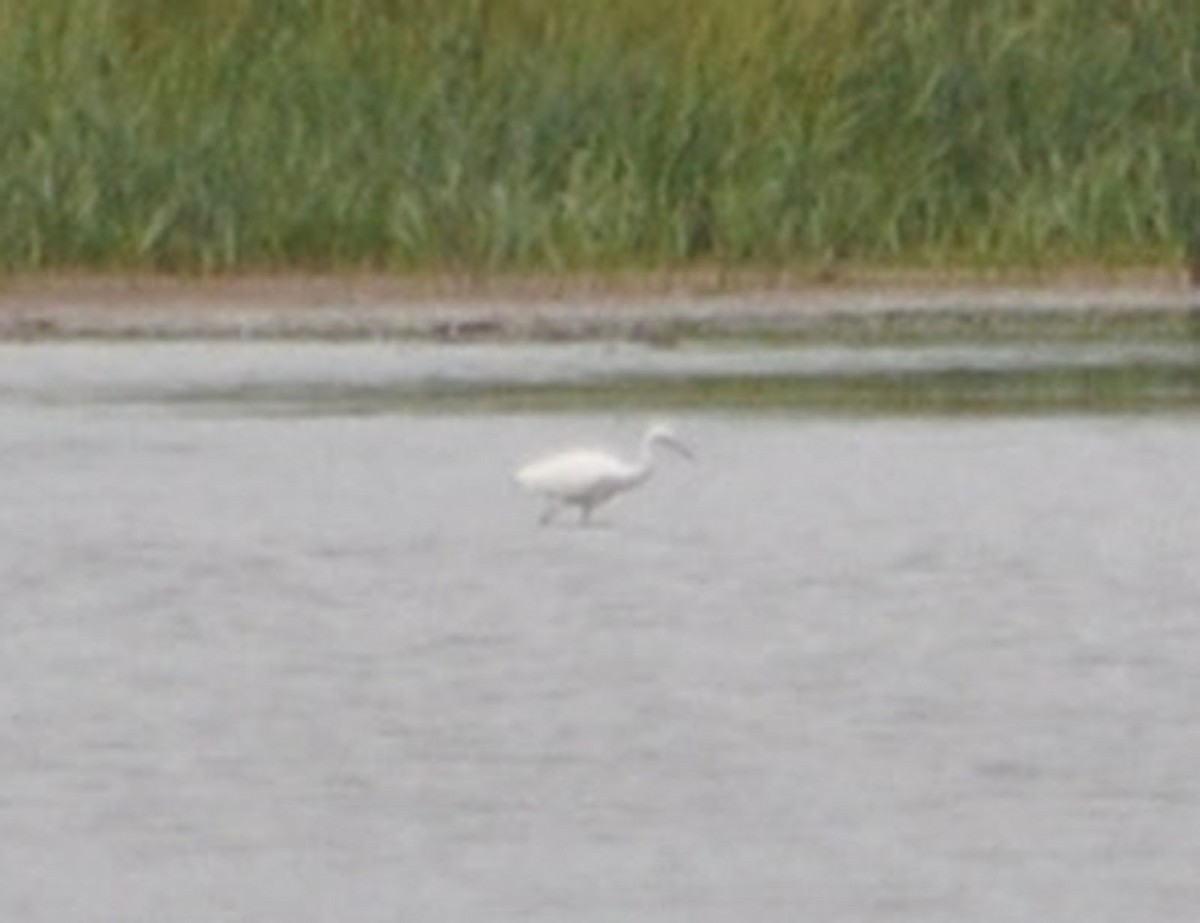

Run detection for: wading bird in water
[[514, 423, 694, 525]]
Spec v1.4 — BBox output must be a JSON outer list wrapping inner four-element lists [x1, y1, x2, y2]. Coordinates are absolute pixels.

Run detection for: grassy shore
[[2, 0, 1199, 274]]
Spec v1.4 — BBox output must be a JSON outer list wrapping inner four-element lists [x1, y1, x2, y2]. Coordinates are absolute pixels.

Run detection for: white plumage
[[514, 423, 693, 525]]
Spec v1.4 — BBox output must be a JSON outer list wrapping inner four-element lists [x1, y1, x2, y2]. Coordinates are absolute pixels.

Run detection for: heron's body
[[514, 424, 692, 524]]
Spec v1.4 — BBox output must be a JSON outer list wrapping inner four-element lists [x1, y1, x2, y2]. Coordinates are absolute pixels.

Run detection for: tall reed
[[0, 0, 1197, 273]]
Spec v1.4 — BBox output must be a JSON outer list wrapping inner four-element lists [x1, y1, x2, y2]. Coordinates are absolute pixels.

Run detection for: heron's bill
[[664, 437, 695, 460]]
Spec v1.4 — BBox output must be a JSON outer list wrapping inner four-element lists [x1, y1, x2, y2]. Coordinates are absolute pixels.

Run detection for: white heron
[[514, 423, 694, 525]]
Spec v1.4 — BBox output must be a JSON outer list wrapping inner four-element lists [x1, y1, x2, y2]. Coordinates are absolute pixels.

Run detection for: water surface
[[2, 343, 1199, 921]]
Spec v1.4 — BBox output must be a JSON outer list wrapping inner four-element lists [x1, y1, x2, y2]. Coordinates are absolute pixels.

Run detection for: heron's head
[[646, 422, 694, 460]]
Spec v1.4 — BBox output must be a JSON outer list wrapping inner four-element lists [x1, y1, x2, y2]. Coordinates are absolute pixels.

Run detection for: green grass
[[2, 0, 1200, 274]]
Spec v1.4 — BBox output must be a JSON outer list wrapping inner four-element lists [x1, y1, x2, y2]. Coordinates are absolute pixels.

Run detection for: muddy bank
[[0, 271, 1198, 342]]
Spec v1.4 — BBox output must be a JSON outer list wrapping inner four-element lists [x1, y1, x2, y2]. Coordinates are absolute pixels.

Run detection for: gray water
[[2, 343, 1200, 921]]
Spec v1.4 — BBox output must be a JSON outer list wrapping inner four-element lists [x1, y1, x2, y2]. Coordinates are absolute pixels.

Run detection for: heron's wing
[[514, 450, 632, 496]]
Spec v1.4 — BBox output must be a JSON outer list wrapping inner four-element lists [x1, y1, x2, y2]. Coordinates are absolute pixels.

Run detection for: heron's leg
[[539, 499, 560, 525], [579, 501, 595, 526]]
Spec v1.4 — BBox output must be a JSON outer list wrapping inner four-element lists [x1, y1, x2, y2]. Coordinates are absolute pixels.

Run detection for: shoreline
[[0, 268, 1197, 341]]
